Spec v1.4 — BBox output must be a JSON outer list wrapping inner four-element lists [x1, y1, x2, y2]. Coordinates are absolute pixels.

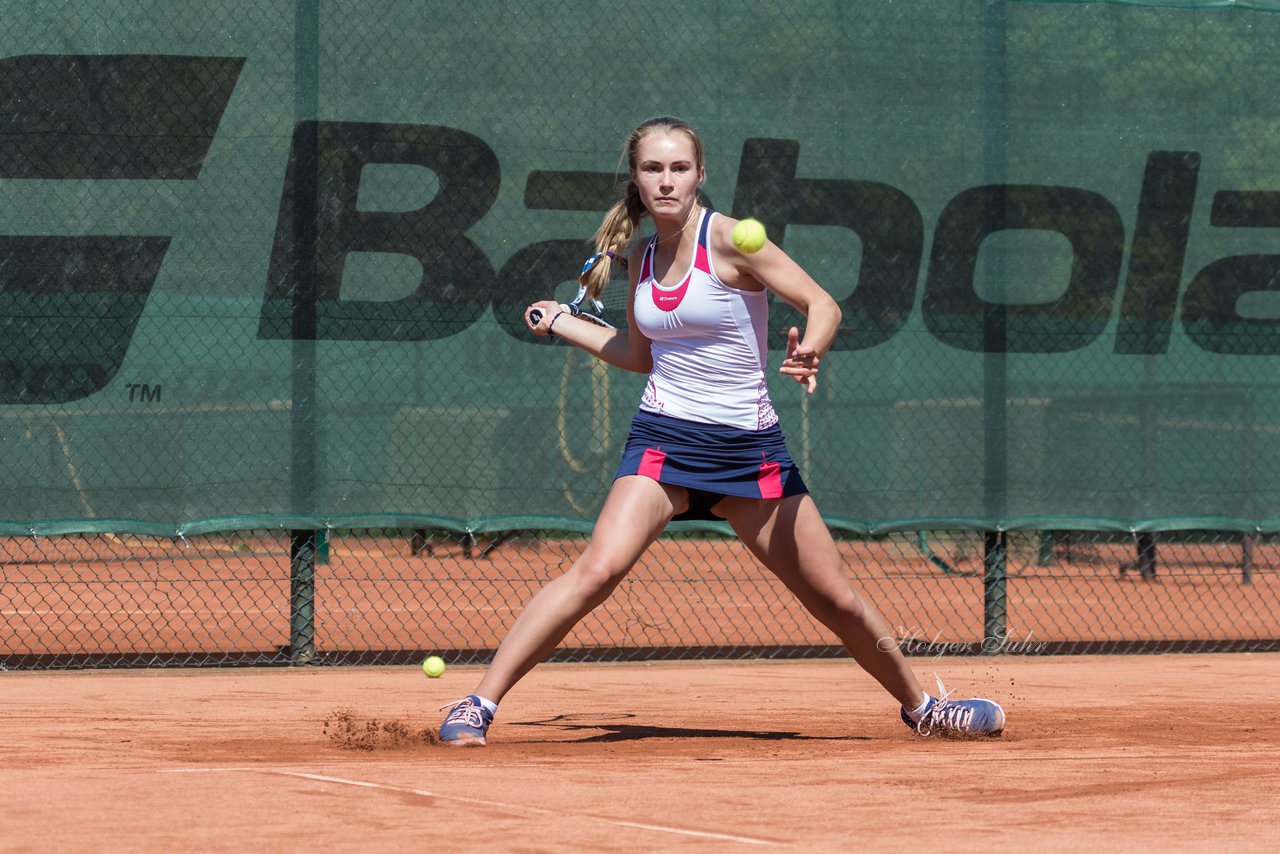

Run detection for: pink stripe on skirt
[[758, 460, 783, 499], [638, 447, 667, 480]]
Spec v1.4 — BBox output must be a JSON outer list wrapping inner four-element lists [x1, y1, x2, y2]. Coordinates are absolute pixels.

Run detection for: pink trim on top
[[651, 276, 691, 311], [644, 209, 713, 313], [693, 240, 711, 273]]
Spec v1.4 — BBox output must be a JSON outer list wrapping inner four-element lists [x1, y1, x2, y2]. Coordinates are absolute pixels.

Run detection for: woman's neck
[[654, 205, 701, 246]]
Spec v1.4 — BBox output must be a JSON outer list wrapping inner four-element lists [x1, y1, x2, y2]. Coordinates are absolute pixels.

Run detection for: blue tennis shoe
[[902, 677, 1005, 737], [439, 695, 494, 746]]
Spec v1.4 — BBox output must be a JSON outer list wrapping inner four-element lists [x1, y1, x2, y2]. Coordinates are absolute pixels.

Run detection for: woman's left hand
[[780, 326, 819, 394]]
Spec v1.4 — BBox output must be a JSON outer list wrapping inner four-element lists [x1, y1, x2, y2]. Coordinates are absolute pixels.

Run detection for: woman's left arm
[[712, 217, 842, 393]]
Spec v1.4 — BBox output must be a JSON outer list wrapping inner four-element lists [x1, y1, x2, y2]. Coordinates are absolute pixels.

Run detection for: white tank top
[[633, 209, 779, 431]]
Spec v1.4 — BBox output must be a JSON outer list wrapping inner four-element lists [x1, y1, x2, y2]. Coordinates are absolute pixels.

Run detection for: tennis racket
[[528, 251, 629, 329], [529, 289, 612, 328]]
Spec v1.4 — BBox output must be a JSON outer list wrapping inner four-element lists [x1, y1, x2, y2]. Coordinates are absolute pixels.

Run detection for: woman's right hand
[[526, 300, 563, 336]]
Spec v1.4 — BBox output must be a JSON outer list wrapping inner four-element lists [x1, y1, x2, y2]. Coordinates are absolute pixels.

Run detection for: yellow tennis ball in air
[[732, 217, 767, 253], [421, 655, 446, 678]]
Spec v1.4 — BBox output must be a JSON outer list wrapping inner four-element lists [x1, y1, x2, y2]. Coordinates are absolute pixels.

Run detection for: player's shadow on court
[[513, 714, 870, 743]]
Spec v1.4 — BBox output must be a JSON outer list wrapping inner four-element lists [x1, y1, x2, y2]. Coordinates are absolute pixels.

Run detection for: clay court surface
[[2, 653, 1276, 852]]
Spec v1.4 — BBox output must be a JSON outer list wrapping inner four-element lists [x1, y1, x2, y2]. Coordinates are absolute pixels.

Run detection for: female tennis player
[[440, 116, 1005, 745]]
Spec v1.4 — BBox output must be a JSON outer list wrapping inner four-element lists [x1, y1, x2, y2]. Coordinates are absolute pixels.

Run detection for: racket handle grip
[[528, 303, 574, 326]]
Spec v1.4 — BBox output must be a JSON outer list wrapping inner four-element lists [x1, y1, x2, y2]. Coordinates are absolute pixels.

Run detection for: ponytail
[[581, 181, 645, 301]]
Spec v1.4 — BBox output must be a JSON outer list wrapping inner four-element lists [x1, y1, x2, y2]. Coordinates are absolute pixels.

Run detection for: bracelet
[[547, 311, 566, 336]]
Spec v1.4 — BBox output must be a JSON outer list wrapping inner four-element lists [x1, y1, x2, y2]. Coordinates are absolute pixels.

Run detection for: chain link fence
[[3, 1, 1280, 668], [2, 527, 1275, 669]]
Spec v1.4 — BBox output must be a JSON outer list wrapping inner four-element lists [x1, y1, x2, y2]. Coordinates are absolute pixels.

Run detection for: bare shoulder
[[708, 212, 766, 290], [707, 212, 741, 254]]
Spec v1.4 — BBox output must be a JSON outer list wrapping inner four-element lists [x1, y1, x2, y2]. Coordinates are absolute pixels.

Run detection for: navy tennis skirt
[[614, 410, 809, 520]]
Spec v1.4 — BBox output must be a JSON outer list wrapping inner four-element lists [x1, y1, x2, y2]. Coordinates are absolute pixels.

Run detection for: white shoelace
[[913, 675, 974, 737], [439, 698, 486, 728]]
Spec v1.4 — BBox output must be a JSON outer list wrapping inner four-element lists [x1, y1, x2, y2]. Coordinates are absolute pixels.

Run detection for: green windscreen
[[3, 0, 1279, 535]]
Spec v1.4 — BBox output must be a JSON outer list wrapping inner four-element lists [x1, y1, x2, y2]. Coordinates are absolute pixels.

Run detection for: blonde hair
[[581, 116, 705, 301]]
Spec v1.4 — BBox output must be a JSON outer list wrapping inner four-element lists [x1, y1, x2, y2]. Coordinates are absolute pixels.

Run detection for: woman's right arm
[[525, 243, 653, 374]]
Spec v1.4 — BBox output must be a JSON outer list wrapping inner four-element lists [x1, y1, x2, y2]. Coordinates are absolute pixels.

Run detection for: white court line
[[164, 767, 778, 846]]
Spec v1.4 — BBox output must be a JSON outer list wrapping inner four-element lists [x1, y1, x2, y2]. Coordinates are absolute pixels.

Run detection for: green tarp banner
[[3, 0, 1279, 533]]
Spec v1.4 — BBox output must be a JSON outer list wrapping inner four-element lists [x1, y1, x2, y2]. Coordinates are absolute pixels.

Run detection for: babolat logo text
[[258, 131, 1280, 355], [0, 54, 244, 404], [5, 55, 1280, 406]]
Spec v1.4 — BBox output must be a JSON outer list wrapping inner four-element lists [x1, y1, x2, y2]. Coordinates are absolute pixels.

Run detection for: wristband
[[547, 311, 566, 336]]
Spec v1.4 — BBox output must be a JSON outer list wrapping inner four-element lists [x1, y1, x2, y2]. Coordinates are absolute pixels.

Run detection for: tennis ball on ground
[[421, 655, 446, 678], [731, 217, 767, 253]]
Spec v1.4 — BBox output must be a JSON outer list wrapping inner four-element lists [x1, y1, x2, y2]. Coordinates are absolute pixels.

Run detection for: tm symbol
[[127, 383, 162, 403]]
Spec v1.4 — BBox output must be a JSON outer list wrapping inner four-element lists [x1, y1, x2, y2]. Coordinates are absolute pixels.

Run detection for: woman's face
[[630, 131, 704, 222]]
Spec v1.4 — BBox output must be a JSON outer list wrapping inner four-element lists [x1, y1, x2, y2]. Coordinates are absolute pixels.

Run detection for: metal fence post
[[289, 530, 317, 662], [984, 531, 1008, 652], [981, 0, 1009, 655], [288, 0, 320, 664]]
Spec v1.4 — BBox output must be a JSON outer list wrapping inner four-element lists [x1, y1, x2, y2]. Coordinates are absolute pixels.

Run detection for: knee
[[838, 591, 873, 623], [567, 558, 628, 605], [816, 587, 872, 628]]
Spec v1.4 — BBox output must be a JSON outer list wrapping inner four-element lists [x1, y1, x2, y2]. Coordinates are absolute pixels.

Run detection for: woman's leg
[[716, 493, 925, 709], [472, 475, 685, 704]]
